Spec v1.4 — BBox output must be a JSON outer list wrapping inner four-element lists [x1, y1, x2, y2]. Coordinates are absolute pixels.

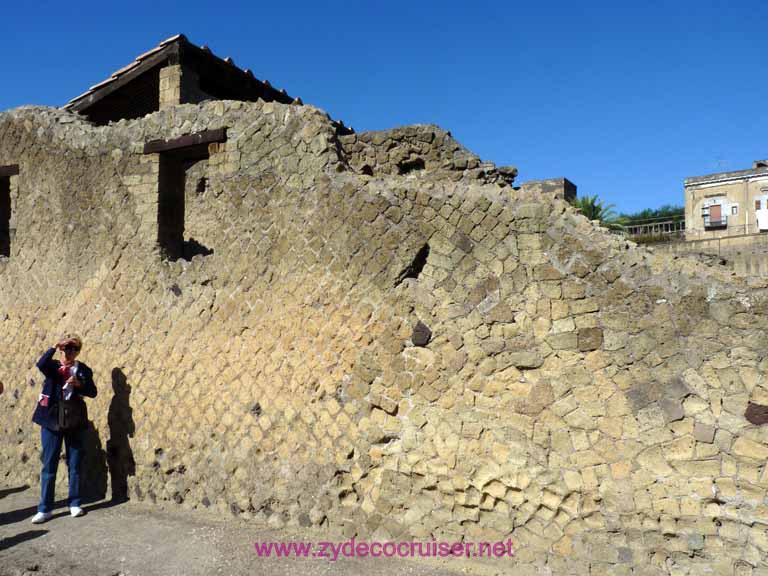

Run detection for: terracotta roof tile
[[159, 34, 186, 46], [110, 60, 142, 78], [64, 89, 95, 107], [88, 77, 118, 91], [65, 37, 175, 107], [63, 33, 293, 110], [133, 44, 166, 62]]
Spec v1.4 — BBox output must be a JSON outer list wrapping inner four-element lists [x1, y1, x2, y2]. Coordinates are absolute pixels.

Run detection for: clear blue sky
[[1, 0, 766, 214]]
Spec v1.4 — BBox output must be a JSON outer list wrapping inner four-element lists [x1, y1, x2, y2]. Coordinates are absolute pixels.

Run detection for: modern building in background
[[684, 159, 768, 240]]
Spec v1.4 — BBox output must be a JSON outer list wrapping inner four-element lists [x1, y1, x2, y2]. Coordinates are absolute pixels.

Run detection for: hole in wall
[[397, 157, 425, 175], [0, 176, 11, 258], [157, 155, 186, 260], [157, 153, 214, 261], [394, 243, 430, 286]]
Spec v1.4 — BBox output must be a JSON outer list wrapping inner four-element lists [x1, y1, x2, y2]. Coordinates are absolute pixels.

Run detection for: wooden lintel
[[0, 164, 19, 178], [143, 128, 227, 155]]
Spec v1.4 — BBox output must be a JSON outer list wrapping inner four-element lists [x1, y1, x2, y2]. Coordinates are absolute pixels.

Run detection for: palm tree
[[571, 194, 625, 231]]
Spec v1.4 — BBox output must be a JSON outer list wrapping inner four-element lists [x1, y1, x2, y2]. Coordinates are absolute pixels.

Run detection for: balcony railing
[[622, 217, 685, 243]]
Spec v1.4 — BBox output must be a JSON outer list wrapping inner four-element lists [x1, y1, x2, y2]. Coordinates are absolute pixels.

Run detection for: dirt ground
[[0, 485, 512, 576]]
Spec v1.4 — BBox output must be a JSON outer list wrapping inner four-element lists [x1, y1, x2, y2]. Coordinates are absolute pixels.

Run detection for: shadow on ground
[[0, 487, 69, 527], [0, 529, 48, 552], [0, 485, 29, 500]]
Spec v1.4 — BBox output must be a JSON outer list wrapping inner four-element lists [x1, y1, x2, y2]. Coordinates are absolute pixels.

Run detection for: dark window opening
[[157, 150, 214, 261], [394, 243, 430, 286], [0, 176, 10, 257], [158, 155, 185, 260], [397, 157, 425, 175], [148, 129, 225, 261]]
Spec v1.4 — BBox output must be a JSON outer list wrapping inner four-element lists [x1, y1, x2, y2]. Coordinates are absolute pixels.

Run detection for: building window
[[757, 197, 768, 232], [157, 155, 186, 260], [144, 129, 226, 261], [704, 203, 726, 228], [0, 165, 18, 258], [732, 205, 738, 216], [0, 176, 10, 258]]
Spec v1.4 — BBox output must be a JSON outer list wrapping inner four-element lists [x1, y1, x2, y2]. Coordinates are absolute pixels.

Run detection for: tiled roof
[[63, 34, 292, 110], [63, 34, 181, 109]]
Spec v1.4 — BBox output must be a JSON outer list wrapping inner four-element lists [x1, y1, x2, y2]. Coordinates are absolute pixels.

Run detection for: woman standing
[[30, 335, 97, 523]]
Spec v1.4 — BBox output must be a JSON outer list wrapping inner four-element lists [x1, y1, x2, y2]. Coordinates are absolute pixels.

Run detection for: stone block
[[663, 436, 695, 461], [533, 263, 564, 280], [570, 298, 600, 315], [745, 402, 768, 425], [506, 352, 544, 369], [637, 447, 674, 476], [732, 437, 768, 460], [660, 398, 684, 423], [578, 327, 603, 352], [549, 331, 578, 350], [694, 422, 716, 444], [552, 317, 576, 333], [411, 320, 432, 347]]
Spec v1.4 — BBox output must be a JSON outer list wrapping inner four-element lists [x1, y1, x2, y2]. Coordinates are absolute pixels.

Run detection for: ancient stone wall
[[2, 100, 768, 575], [338, 125, 517, 186]]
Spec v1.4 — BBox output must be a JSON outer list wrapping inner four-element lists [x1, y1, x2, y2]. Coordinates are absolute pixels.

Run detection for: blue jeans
[[38, 426, 84, 513]]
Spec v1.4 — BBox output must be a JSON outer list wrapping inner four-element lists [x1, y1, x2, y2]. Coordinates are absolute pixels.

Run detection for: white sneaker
[[69, 506, 85, 518], [31, 511, 53, 524]]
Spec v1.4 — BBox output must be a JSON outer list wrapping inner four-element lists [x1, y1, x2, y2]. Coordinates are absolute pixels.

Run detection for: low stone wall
[[1, 101, 768, 574], [656, 233, 768, 276]]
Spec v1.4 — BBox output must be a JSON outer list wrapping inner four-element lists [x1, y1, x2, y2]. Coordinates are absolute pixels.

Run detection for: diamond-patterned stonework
[[2, 100, 768, 574]]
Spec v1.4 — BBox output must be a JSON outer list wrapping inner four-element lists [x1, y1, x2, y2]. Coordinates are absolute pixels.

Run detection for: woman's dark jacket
[[31, 347, 97, 431]]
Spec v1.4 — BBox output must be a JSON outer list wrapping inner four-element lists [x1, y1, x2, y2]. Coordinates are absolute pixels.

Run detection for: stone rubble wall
[[338, 125, 517, 186], [1, 100, 768, 575]]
